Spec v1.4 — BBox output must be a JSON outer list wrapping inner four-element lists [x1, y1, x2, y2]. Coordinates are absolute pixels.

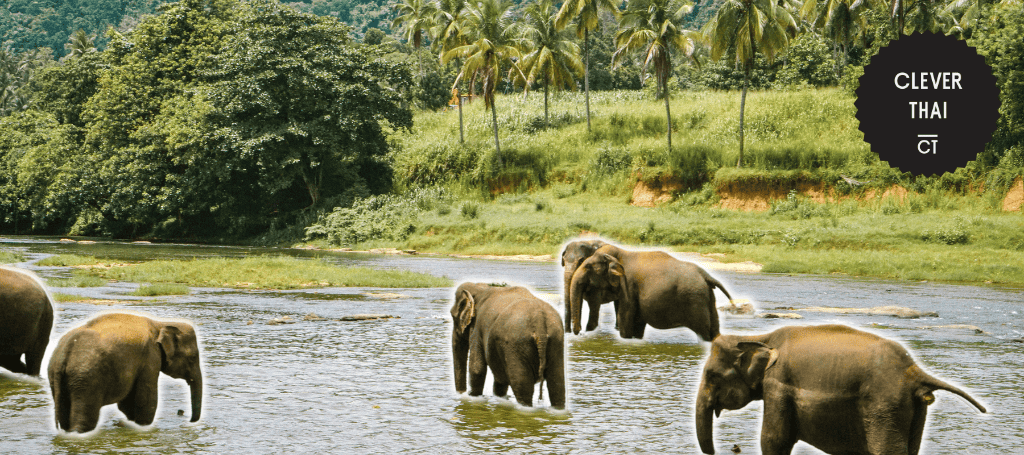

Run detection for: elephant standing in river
[[48, 312, 203, 433], [569, 245, 731, 340], [560, 239, 619, 332], [450, 282, 566, 409], [695, 324, 987, 455], [0, 266, 54, 376]]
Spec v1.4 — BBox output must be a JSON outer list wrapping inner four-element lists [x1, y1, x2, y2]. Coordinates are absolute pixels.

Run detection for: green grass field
[[301, 88, 1024, 286]]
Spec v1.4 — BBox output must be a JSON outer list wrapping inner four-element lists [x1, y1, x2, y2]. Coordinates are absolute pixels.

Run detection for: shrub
[[305, 187, 453, 246]]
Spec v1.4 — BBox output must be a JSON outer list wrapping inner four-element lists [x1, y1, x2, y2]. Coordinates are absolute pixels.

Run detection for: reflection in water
[[0, 237, 1022, 454]]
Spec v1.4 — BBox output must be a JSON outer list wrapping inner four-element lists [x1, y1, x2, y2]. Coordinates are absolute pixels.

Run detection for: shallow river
[[1, 238, 1021, 454]]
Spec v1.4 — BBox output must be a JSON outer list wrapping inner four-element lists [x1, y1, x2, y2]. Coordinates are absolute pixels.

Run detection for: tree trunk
[[544, 73, 550, 126], [491, 99, 502, 167], [664, 80, 672, 153], [584, 28, 592, 132], [738, 65, 749, 168], [457, 93, 465, 143]]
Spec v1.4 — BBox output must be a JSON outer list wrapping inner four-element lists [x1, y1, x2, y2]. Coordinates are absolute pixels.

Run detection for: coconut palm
[[555, 0, 621, 132], [612, 0, 698, 152], [64, 29, 97, 60], [518, 0, 584, 126], [442, 0, 527, 160], [392, 0, 439, 76], [433, 0, 469, 143], [703, 0, 798, 167], [799, 0, 873, 80]]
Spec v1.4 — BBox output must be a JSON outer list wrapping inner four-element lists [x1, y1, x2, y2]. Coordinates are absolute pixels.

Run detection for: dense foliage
[[1, 0, 412, 238], [1, 0, 1022, 244]]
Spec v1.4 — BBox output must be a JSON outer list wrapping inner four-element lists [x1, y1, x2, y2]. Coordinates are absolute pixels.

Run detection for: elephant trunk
[[452, 332, 469, 393], [188, 373, 203, 422], [562, 268, 575, 332], [696, 379, 716, 454], [568, 267, 588, 334]]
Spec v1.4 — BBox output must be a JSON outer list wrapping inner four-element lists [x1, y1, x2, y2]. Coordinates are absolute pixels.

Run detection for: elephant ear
[[605, 254, 625, 287], [157, 325, 183, 361], [736, 341, 778, 392], [454, 289, 476, 335]]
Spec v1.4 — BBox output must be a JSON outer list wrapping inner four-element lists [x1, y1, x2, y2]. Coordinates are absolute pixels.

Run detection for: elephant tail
[[533, 331, 547, 401], [700, 269, 734, 303], [915, 367, 987, 413]]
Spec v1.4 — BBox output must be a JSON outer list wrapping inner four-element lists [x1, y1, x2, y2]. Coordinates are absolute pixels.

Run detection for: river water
[[1, 237, 1021, 454]]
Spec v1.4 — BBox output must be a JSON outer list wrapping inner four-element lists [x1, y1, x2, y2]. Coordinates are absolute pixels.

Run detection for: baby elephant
[[450, 282, 565, 409], [696, 324, 986, 455], [48, 312, 203, 433]]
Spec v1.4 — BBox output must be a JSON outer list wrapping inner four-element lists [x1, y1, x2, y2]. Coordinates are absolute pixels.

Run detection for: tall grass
[[394, 88, 874, 193], [88, 256, 451, 289], [0, 251, 24, 264], [36, 254, 105, 267]]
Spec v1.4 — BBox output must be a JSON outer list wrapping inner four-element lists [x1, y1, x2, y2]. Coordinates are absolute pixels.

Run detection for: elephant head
[[561, 240, 607, 322], [157, 323, 203, 422], [568, 252, 626, 334], [696, 336, 778, 454], [450, 283, 480, 394]]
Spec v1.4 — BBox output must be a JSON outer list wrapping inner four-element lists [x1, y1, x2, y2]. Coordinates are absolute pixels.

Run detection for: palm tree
[[613, 0, 698, 153], [555, 0, 621, 132], [799, 0, 873, 81], [703, 0, 797, 167], [392, 0, 439, 76], [433, 0, 469, 143], [518, 0, 584, 126], [64, 29, 97, 60], [442, 0, 527, 161]]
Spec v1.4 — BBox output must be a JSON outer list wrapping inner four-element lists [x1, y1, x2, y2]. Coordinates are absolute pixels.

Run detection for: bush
[[304, 187, 453, 246]]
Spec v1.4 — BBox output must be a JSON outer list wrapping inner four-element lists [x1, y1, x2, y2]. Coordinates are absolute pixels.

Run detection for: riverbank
[[299, 181, 1024, 286]]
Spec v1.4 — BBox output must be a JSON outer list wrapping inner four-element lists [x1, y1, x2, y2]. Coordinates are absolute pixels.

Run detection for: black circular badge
[[855, 32, 1000, 177]]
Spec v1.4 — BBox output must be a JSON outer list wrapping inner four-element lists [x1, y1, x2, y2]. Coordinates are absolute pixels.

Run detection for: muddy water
[[1, 238, 1021, 454]]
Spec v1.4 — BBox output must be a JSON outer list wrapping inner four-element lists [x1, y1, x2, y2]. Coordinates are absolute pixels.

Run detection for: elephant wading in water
[[695, 324, 987, 455], [450, 283, 566, 409], [0, 266, 54, 376], [48, 312, 203, 433], [560, 239, 618, 333], [569, 245, 732, 340]]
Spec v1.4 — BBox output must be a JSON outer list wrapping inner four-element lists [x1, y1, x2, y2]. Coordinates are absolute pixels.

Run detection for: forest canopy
[[0, 0, 413, 238]]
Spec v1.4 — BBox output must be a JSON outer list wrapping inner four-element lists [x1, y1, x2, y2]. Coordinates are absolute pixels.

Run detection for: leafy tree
[[970, 3, 1024, 166], [703, 0, 797, 166], [555, 0, 621, 131], [799, 0, 874, 80], [613, 0, 699, 152], [442, 0, 526, 161], [518, 0, 584, 126], [0, 46, 53, 116], [209, 0, 414, 211]]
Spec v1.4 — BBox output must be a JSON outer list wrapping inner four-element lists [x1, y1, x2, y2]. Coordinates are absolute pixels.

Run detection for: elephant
[[695, 324, 987, 455], [569, 244, 731, 340], [48, 312, 203, 433], [560, 239, 609, 332], [0, 266, 54, 376], [450, 282, 566, 409]]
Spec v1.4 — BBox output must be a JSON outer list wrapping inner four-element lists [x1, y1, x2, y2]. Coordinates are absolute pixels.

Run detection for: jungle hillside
[[2, 0, 1024, 285]]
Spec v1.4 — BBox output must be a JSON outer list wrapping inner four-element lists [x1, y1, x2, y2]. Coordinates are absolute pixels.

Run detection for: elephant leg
[[545, 356, 566, 410], [25, 343, 47, 377], [585, 301, 601, 331], [631, 315, 647, 339], [510, 380, 535, 407], [467, 346, 487, 397], [118, 381, 159, 426], [864, 404, 914, 455], [68, 395, 104, 433], [493, 382, 509, 398], [760, 400, 797, 455], [908, 401, 929, 455], [0, 354, 28, 374]]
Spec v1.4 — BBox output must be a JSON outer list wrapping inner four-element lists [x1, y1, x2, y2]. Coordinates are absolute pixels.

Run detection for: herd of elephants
[[0, 238, 988, 454]]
